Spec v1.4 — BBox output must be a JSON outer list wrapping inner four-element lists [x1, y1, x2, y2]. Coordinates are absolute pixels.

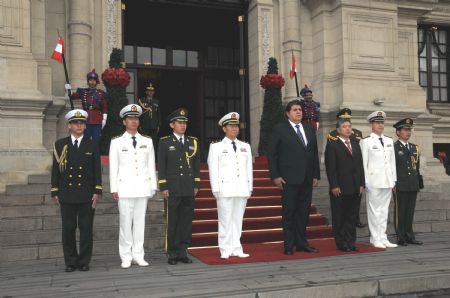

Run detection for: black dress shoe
[[178, 256, 193, 264], [65, 265, 76, 272], [406, 239, 423, 245], [79, 265, 90, 271], [338, 246, 351, 252], [296, 246, 319, 253], [397, 240, 408, 246], [284, 249, 293, 255], [168, 258, 178, 265], [348, 245, 359, 251], [356, 222, 366, 228]]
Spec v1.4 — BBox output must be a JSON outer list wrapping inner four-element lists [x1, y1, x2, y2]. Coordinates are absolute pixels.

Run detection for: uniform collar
[[173, 132, 185, 140], [71, 134, 84, 145], [398, 139, 409, 147], [124, 131, 140, 139], [223, 137, 238, 144], [370, 132, 384, 139]]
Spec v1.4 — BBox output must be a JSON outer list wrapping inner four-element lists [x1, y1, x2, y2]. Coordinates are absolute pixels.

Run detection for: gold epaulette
[[385, 136, 393, 139], [327, 134, 338, 142], [188, 135, 198, 140], [111, 135, 121, 140], [141, 134, 151, 139], [160, 136, 170, 140]]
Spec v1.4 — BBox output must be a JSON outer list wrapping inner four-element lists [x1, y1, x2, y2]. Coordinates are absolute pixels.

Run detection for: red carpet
[[188, 238, 385, 265]]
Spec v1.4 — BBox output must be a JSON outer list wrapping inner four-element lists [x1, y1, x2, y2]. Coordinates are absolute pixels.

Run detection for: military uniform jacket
[[157, 134, 200, 196], [327, 128, 363, 143], [360, 133, 397, 189], [394, 140, 420, 192], [109, 132, 157, 198], [138, 97, 161, 132], [51, 136, 102, 203], [207, 138, 253, 198], [71, 88, 108, 124]]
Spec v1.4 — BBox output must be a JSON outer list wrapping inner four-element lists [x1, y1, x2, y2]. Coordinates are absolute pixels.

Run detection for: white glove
[[102, 114, 107, 129], [64, 84, 72, 91]]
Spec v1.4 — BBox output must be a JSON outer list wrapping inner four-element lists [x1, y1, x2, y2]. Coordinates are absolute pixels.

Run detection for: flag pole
[[58, 29, 74, 110], [290, 50, 300, 97], [294, 71, 300, 97]]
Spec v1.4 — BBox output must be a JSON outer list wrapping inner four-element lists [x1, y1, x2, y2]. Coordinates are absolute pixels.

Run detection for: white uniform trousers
[[216, 197, 248, 257], [366, 188, 392, 244], [118, 197, 148, 262]]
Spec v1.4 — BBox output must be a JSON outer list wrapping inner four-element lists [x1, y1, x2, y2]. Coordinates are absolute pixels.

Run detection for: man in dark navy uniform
[[393, 118, 423, 246], [51, 109, 102, 272], [158, 108, 201, 265], [138, 83, 161, 142]]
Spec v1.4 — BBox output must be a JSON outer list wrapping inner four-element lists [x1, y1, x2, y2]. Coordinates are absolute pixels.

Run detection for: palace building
[[1, 0, 450, 190]]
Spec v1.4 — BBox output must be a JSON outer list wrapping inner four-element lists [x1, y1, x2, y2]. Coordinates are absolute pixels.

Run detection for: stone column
[[281, 0, 301, 99], [0, 0, 52, 191], [68, 0, 92, 88]]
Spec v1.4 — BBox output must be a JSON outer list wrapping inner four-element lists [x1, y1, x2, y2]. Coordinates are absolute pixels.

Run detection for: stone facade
[[0, 0, 449, 190]]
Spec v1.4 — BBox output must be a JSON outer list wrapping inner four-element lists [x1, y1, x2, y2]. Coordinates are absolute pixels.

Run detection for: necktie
[[74, 139, 78, 148], [379, 137, 384, 147], [295, 124, 306, 147], [344, 139, 352, 155], [405, 143, 410, 153], [179, 137, 183, 146], [232, 141, 237, 152], [132, 136, 136, 148]]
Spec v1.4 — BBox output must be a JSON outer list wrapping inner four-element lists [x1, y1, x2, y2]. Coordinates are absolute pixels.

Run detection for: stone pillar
[[68, 0, 92, 88], [248, 0, 275, 155], [0, 0, 52, 191], [281, 0, 301, 99]]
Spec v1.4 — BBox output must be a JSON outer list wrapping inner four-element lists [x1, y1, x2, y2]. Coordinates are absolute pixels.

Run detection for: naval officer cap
[[336, 108, 352, 119], [393, 118, 414, 130], [167, 108, 189, 122], [65, 109, 88, 123], [367, 110, 386, 122], [218, 112, 240, 127], [120, 104, 142, 119]]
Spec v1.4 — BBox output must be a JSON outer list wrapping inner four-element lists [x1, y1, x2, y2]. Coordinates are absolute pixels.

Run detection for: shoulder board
[[141, 134, 151, 139], [111, 135, 121, 140], [385, 136, 392, 139], [160, 136, 171, 140], [363, 136, 370, 139], [327, 134, 338, 141], [210, 140, 220, 144], [239, 140, 249, 144], [187, 136, 198, 140]]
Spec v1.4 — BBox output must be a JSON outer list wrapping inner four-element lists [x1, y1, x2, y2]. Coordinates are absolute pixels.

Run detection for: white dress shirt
[[288, 120, 308, 146]]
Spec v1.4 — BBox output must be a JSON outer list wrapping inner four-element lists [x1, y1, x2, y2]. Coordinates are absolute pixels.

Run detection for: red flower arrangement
[[260, 74, 285, 89], [101, 68, 130, 87]]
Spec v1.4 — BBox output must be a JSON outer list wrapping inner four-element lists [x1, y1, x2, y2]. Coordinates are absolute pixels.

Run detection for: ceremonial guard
[[158, 108, 201, 265], [299, 85, 320, 131], [138, 83, 161, 141], [207, 112, 253, 259], [51, 109, 102, 272], [69, 69, 108, 143], [325, 118, 365, 252], [360, 111, 397, 248], [393, 118, 423, 246], [109, 104, 157, 269], [327, 108, 365, 228]]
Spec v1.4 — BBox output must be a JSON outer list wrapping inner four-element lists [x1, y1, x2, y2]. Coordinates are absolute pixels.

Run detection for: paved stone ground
[[1, 232, 450, 298]]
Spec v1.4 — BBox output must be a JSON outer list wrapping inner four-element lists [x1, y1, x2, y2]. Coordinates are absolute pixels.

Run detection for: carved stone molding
[[0, 0, 23, 46], [261, 9, 271, 71], [348, 13, 395, 72], [105, 0, 119, 57], [398, 30, 415, 80]]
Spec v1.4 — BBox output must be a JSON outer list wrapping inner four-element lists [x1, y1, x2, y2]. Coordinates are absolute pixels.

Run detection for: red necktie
[[345, 139, 352, 155]]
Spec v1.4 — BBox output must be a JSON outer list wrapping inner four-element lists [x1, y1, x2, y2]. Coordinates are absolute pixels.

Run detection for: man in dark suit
[[325, 118, 365, 252], [51, 109, 102, 272], [268, 99, 320, 255]]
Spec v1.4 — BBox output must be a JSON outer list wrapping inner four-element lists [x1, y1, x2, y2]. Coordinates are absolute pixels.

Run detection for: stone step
[[5, 183, 50, 196], [0, 212, 165, 232], [0, 194, 46, 206], [28, 174, 51, 184], [0, 224, 165, 247], [0, 237, 165, 262]]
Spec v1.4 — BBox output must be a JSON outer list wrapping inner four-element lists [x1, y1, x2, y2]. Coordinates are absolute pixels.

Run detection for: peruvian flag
[[289, 51, 296, 79], [51, 37, 64, 63]]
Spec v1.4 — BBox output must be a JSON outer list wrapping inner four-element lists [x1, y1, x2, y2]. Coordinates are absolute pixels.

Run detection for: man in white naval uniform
[[109, 104, 158, 268], [207, 112, 253, 259], [360, 111, 397, 249]]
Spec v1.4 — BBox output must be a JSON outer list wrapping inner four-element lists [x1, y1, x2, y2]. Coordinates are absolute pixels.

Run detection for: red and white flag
[[51, 37, 64, 63], [289, 51, 296, 79]]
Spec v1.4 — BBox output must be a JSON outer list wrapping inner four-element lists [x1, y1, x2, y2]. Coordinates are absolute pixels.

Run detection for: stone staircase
[[1, 163, 449, 262]]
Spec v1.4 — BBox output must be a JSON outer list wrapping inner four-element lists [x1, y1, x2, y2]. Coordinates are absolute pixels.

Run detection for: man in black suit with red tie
[[325, 118, 365, 252], [268, 99, 320, 255]]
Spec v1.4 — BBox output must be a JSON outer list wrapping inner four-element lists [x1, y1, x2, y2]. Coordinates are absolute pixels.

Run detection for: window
[[418, 26, 449, 102]]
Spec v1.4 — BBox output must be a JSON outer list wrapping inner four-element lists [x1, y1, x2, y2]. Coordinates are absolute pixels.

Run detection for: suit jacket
[[360, 133, 397, 189], [51, 136, 102, 203], [268, 120, 320, 184], [445, 155, 450, 176], [109, 131, 157, 198], [325, 137, 365, 195], [157, 134, 200, 196], [207, 138, 253, 198]]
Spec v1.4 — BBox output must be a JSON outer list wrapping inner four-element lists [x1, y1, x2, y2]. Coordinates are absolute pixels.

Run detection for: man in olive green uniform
[[393, 118, 423, 246], [138, 83, 161, 141], [327, 108, 365, 228], [158, 108, 201, 265]]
